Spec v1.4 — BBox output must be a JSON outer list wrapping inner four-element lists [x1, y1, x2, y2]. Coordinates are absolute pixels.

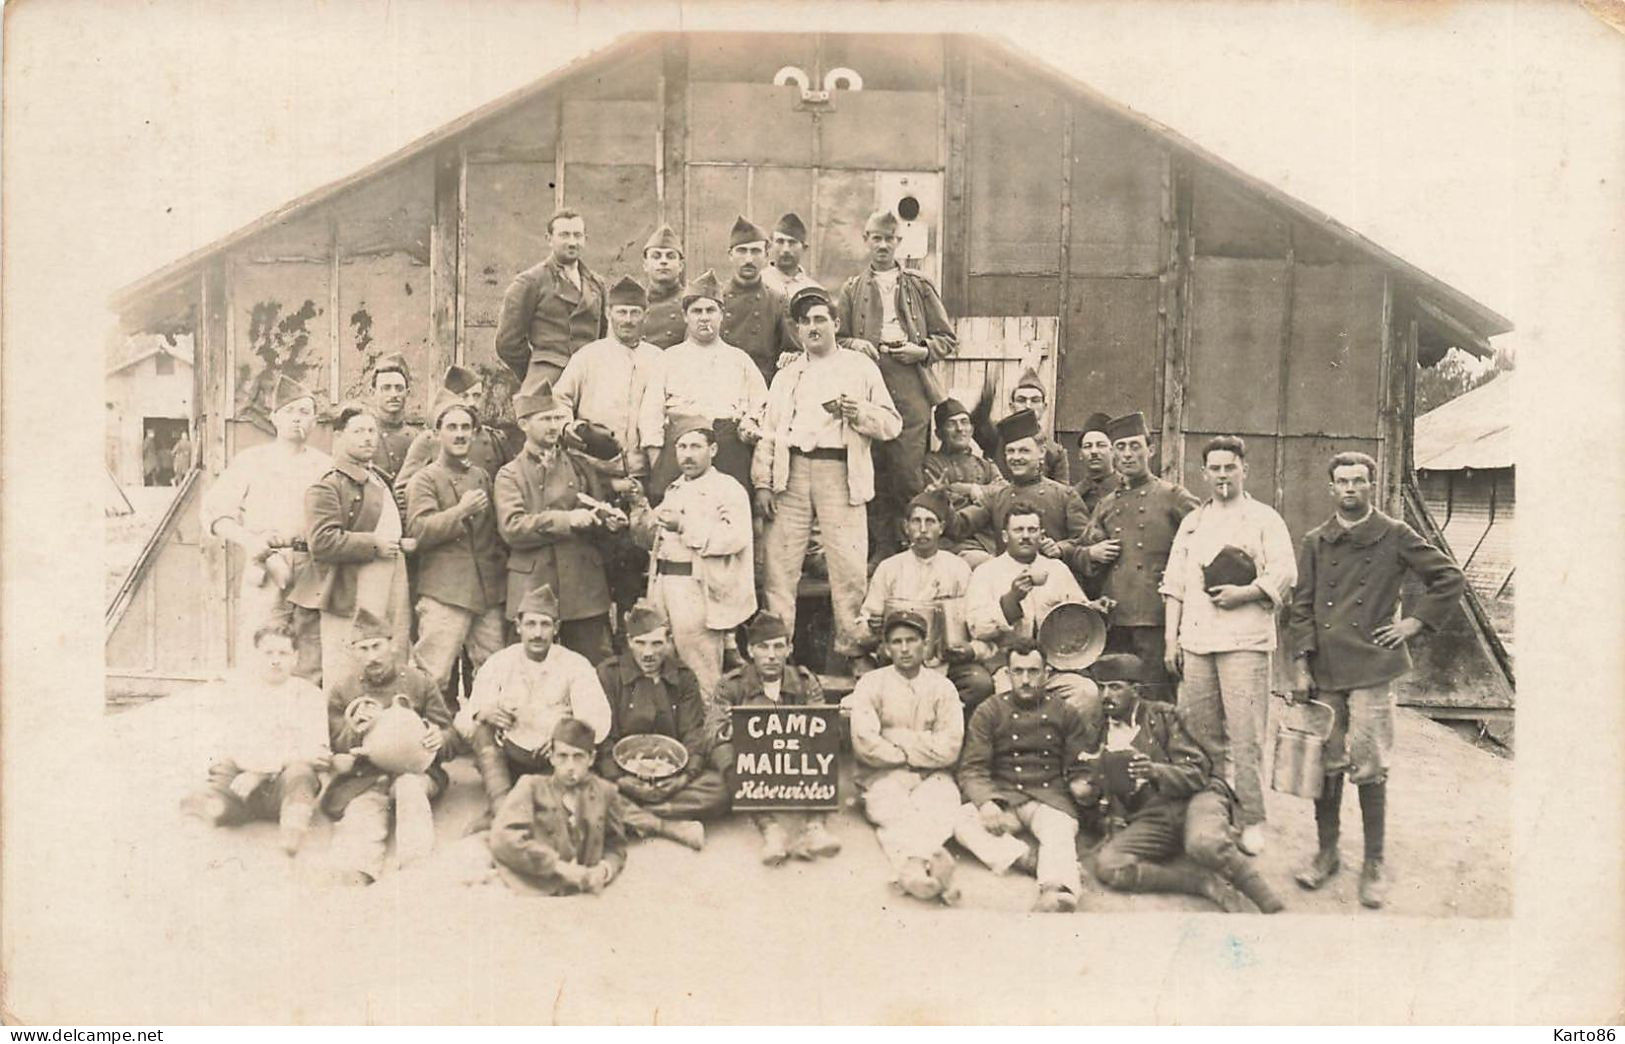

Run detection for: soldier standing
[[720, 216, 799, 386], [761, 212, 820, 298], [640, 224, 688, 350], [368, 352, 418, 485], [494, 208, 607, 388]]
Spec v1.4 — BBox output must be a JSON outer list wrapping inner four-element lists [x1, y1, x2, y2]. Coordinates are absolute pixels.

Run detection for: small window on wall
[[154, 352, 175, 376]]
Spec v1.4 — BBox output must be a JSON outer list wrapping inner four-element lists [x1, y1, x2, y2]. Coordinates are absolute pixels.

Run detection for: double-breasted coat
[[294, 458, 395, 616], [1084, 473, 1201, 626], [721, 277, 798, 386], [494, 257, 607, 385], [403, 454, 507, 613], [493, 445, 616, 623], [957, 690, 1093, 817], [641, 282, 687, 349]]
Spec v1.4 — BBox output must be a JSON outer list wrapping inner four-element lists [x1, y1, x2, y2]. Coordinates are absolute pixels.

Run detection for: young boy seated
[[489, 717, 628, 896], [181, 623, 330, 856]]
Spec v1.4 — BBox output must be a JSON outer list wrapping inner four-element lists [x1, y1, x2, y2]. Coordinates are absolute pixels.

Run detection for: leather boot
[[1296, 773, 1344, 889], [658, 819, 706, 851], [464, 726, 513, 837], [1124, 862, 1248, 912], [1359, 859, 1389, 909], [1226, 859, 1285, 914]]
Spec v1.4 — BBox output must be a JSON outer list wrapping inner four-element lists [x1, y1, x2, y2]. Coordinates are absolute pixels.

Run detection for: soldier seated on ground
[[952, 641, 1092, 913], [489, 717, 628, 897], [1077, 654, 1284, 914], [321, 610, 455, 886], [180, 623, 330, 857], [594, 601, 727, 852], [710, 611, 842, 865]]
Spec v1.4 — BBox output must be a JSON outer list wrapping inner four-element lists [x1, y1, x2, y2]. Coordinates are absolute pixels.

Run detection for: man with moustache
[[1072, 413, 1122, 517], [554, 275, 662, 483], [495, 382, 626, 665], [995, 369, 1069, 484], [368, 353, 418, 485], [456, 583, 613, 835], [720, 216, 799, 386], [836, 210, 959, 563], [201, 375, 331, 679], [640, 224, 688, 349], [761, 212, 820, 298], [1161, 435, 1297, 856], [639, 271, 768, 502], [1287, 451, 1465, 909], [295, 403, 414, 686], [983, 409, 1092, 571], [394, 365, 515, 499], [921, 397, 1007, 567], [754, 285, 901, 664], [1081, 411, 1201, 703], [593, 601, 724, 851], [404, 400, 508, 702], [495, 208, 607, 388]]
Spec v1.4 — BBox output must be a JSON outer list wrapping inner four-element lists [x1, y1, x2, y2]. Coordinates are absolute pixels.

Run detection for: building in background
[[106, 334, 193, 488]]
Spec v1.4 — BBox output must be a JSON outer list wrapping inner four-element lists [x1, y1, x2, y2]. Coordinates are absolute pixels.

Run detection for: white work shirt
[[213, 669, 330, 775], [200, 441, 333, 544], [1160, 493, 1297, 654], [639, 338, 768, 450], [455, 642, 612, 750], [873, 266, 907, 344]]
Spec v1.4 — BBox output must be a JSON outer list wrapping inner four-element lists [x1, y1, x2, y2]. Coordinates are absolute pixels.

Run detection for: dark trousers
[[1106, 625, 1174, 702], [866, 358, 930, 560], [648, 418, 753, 504], [1092, 788, 1238, 888], [620, 770, 731, 836], [557, 614, 613, 667], [197, 760, 320, 825]]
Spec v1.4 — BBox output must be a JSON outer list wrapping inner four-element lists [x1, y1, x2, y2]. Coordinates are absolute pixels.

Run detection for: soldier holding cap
[[368, 352, 419, 484], [630, 414, 756, 701], [843, 608, 967, 904], [761, 211, 820, 298], [456, 582, 613, 834], [1072, 412, 1122, 517], [494, 381, 626, 664], [721, 216, 800, 386], [639, 270, 769, 502], [200, 374, 331, 680], [295, 402, 415, 687], [921, 397, 1007, 567], [322, 608, 454, 885], [1161, 435, 1297, 856], [394, 365, 516, 501], [403, 397, 508, 701], [594, 601, 727, 851], [858, 489, 996, 714], [640, 224, 688, 349], [1080, 410, 1201, 702], [984, 409, 1092, 570], [489, 716, 629, 896], [1078, 653, 1285, 914], [754, 284, 902, 665], [709, 611, 840, 864], [837, 209, 960, 563], [996, 368, 1069, 484], [495, 208, 607, 388], [554, 275, 663, 482]]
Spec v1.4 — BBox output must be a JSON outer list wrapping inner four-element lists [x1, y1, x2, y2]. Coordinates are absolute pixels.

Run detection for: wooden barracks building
[[106, 31, 1515, 717]]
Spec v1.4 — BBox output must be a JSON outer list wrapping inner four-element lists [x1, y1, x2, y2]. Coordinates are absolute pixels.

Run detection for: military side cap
[[681, 270, 724, 311], [517, 583, 561, 621], [667, 414, 714, 444], [1078, 412, 1113, 440], [442, 364, 481, 395], [907, 489, 952, 525], [787, 284, 834, 322], [933, 397, 971, 431], [729, 216, 769, 249], [995, 408, 1042, 446], [863, 209, 900, 236], [512, 379, 562, 419], [1203, 545, 1259, 590], [1013, 366, 1044, 394], [774, 212, 808, 243], [744, 611, 791, 646], [644, 223, 684, 256], [1105, 411, 1148, 442], [372, 352, 410, 383], [432, 396, 477, 428], [552, 716, 597, 753], [270, 374, 317, 413], [607, 275, 649, 309], [623, 599, 669, 639], [566, 419, 622, 461], [882, 607, 930, 639], [348, 607, 392, 643], [1091, 653, 1144, 683]]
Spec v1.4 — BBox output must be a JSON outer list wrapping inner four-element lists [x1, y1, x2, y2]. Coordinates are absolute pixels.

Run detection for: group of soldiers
[[187, 205, 1466, 912]]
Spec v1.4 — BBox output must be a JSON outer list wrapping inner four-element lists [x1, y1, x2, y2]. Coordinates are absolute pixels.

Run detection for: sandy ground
[[9, 690, 1511, 1024]]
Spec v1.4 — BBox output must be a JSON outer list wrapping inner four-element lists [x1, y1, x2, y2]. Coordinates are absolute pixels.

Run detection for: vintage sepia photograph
[[4, 0, 1621, 1029]]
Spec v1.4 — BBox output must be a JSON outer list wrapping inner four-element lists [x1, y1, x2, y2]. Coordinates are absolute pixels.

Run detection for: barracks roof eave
[[111, 30, 1513, 343]]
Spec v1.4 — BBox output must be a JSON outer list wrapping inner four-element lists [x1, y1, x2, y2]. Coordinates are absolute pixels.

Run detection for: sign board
[[727, 706, 841, 811]]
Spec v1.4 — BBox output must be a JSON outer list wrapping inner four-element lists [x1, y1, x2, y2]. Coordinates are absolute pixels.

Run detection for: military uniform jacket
[[837, 266, 958, 405], [594, 652, 710, 781], [321, 661, 454, 816], [1078, 701, 1214, 823], [958, 690, 1091, 817], [985, 475, 1092, 562], [922, 449, 1006, 549], [490, 773, 628, 894], [403, 454, 507, 613], [709, 663, 826, 757], [994, 436, 1070, 485], [721, 277, 798, 386], [494, 257, 607, 382], [642, 283, 687, 349], [1288, 509, 1465, 691], [1073, 469, 1123, 517], [371, 419, 418, 484], [1085, 473, 1201, 626], [295, 458, 397, 615], [494, 445, 615, 622], [632, 466, 756, 631], [395, 424, 514, 507]]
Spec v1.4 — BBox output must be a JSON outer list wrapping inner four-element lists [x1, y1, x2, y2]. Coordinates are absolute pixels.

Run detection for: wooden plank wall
[[940, 316, 1060, 441]]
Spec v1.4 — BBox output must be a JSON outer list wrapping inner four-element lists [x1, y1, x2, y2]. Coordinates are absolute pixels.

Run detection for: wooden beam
[[196, 269, 231, 673], [1056, 101, 1075, 431], [661, 37, 688, 240], [1376, 274, 1398, 511], [430, 146, 461, 382], [1158, 155, 1193, 479], [1273, 235, 1298, 514], [327, 216, 342, 402], [455, 144, 469, 366], [1413, 294, 1492, 358], [942, 38, 971, 317]]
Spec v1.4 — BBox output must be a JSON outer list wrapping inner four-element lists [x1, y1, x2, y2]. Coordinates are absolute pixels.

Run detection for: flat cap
[[1090, 653, 1144, 683]]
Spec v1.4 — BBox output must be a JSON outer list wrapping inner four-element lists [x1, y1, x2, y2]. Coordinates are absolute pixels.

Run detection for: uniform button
[[1324, 623, 1332, 630], [1356, 599, 1363, 605], [1332, 561, 1339, 567], [1326, 600, 1334, 607]]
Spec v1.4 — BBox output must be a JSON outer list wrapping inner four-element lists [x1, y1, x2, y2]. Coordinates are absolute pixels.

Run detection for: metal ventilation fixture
[[775, 64, 863, 108]]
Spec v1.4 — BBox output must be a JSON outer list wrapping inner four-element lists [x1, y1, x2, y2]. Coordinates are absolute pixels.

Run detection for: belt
[[791, 447, 846, 462], [655, 559, 695, 576]]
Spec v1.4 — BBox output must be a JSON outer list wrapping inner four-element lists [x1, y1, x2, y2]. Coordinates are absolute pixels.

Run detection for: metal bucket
[[1270, 697, 1336, 800]]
